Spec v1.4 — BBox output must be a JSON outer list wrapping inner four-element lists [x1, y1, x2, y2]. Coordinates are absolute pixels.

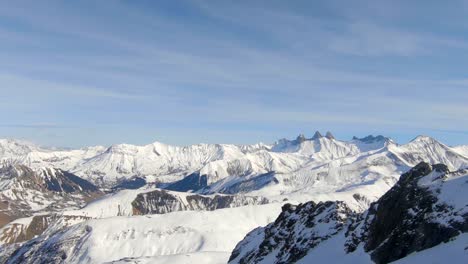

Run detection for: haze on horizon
[[0, 0, 467, 148]]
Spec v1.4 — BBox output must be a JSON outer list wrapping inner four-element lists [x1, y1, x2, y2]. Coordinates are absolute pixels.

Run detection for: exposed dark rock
[[229, 201, 354, 264], [362, 162, 466, 264], [131, 189, 269, 215], [295, 134, 306, 143], [311, 131, 323, 140], [229, 162, 468, 264]]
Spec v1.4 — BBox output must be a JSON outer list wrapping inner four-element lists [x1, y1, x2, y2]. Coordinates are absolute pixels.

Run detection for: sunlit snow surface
[[1, 135, 467, 263]]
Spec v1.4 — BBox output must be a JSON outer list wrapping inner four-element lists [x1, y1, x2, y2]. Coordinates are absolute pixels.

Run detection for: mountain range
[[0, 133, 467, 263]]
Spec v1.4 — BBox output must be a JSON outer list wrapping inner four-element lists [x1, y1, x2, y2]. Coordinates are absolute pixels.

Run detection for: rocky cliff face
[[132, 189, 269, 215], [229, 201, 354, 264], [359, 163, 467, 263], [229, 162, 468, 264]]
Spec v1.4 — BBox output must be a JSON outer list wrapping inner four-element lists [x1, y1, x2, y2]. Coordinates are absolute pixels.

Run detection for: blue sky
[[0, 0, 467, 147]]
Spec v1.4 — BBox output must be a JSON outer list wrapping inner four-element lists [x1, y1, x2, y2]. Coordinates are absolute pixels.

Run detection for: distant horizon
[[2, 131, 466, 149], [1, 1, 467, 148]]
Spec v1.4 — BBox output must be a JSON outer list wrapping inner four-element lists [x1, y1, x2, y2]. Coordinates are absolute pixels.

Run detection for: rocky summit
[[229, 162, 468, 264]]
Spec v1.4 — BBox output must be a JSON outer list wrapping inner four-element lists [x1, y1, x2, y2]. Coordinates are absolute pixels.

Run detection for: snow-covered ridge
[[1, 134, 467, 211], [2, 133, 466, 189], [229, 162, 468, 264]]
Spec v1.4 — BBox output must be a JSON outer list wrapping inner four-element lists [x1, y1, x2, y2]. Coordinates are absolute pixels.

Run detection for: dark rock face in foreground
[[229, 201, 354, 264], [229, 162, 468, 264], [361, 163, 467, 263], [132, 189, 269, 215]]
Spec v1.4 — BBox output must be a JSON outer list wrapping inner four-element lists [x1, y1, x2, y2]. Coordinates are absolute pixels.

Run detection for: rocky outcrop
[[132, 189, 269, 215], [229, 201, 354, 264], [229, 162, 468, 264], [311, 131, 323, 140], [325, 131, 335, 140], [361, 163, 467, 263]]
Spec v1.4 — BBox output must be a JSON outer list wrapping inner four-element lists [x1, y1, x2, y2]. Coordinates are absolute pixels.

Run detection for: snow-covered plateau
[[0, 132, 467, 263]]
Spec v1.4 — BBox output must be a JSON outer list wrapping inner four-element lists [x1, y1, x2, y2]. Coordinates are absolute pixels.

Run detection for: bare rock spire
[[311, 131, 323, 140], [325, 131, 335, 140]]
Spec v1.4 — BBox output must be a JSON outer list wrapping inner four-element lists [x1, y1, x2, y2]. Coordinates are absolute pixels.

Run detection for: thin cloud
[[0, 74, 147, 100]]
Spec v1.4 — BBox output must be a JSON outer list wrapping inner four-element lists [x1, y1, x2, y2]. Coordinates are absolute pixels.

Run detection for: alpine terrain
[[0, 133, 467, 263]]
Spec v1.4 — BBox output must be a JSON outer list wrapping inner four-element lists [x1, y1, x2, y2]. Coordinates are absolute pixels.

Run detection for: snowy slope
[[61, 187, 269, 218], [453, 144, 468, 158], [0, 186, 269, 246], [3, 204, 283, 264], [229, 162, 468, 264]]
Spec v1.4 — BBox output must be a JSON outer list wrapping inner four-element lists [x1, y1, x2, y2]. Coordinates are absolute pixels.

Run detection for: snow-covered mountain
[[0, 165, 102, 227], [0, 132, 466, 263], [0, 186, 269, 246], [229, 162, 468, 264], [1, 133, 467, 219], [1, 133, 466, 194], [0, 139, 106, 172]]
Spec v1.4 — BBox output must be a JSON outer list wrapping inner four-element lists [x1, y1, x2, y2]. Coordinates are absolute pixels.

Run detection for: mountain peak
[[0, 138, 41, 155], [408, 135, 441, 146], [325, 131, 335, 140], [311, 131, 323, 140], [295, 134, 307, 143]]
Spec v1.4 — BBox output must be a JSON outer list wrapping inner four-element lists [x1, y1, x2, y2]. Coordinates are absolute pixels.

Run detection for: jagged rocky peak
[[229, 200, 355, 264], [356, 162, 466, 263], [229, 162, 468, 264], [295, 134, 307, 143], [325, 131, 335, 140], [311, 131, 323, 140]]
